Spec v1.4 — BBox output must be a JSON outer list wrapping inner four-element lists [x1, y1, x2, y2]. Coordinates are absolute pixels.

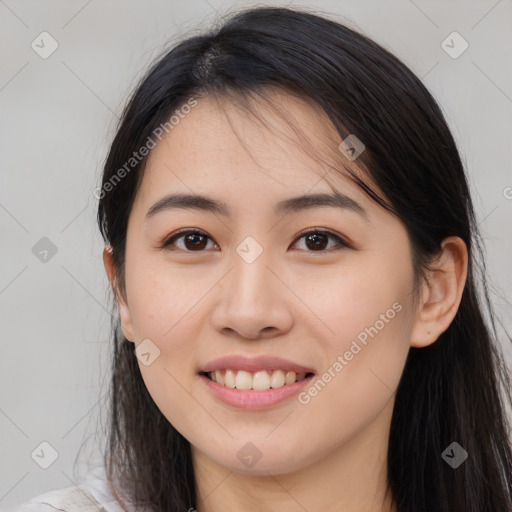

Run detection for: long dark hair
[[95, 6, 512, 511]]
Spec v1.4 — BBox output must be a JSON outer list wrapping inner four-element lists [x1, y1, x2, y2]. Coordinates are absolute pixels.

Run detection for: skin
[[103, 88, 468, 512]]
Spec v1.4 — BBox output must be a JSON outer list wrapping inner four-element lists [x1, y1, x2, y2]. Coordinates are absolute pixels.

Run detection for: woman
[[12, 5, 512, 512]]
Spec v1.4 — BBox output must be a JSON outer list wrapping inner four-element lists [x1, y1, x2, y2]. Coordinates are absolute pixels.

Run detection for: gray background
[[1, 0, 511, 507]]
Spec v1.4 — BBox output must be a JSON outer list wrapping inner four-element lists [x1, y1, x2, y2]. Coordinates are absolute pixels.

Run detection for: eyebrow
[[144, 192, 368, 222]]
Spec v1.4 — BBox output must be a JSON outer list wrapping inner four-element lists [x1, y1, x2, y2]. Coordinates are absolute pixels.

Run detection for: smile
[[203, 369, 314, 390]]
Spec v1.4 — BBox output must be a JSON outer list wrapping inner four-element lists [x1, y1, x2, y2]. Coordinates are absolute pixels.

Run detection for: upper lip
[[200, 355, 316, 374]]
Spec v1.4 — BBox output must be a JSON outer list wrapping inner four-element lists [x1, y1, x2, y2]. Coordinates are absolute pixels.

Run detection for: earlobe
[[410, 236, 468, 348], [102, 245, 136, 343]]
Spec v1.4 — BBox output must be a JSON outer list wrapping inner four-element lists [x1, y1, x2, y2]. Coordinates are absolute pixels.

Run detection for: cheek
[[301, 241, 414, 410], [125, 260, 210, 391], [130, 272, 203, 432], [308, 279, 409, 397], [296, 297, 410, 452], [125, 256, 210, 343], [296, 255, 411, 350]]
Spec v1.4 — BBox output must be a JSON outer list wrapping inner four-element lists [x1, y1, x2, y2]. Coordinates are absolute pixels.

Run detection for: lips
[[199, 365, 316, 409], [200, 355, 316, 375]]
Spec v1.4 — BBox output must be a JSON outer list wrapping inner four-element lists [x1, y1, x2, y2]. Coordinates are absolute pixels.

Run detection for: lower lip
[[199, 373, 314, 410]]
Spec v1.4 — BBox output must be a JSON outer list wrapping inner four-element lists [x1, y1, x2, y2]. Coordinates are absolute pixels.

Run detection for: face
[[112, 89, 417, 476]]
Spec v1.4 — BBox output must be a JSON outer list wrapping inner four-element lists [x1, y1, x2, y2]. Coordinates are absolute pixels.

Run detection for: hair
[[95, 6, 512, 511]]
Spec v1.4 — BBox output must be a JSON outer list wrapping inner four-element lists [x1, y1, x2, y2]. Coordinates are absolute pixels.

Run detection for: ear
[[410, 236, 468, 348], [103, 245, 136, 343]]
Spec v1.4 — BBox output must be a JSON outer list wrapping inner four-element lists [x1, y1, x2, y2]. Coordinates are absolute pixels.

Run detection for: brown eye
[[161, 230, 218, 251], [182, 232, 208, 250], [304, 232, 329, 250], [292, 229, 350, 252], [161, 228, 349, 253]]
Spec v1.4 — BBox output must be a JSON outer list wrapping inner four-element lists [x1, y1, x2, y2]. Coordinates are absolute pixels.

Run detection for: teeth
[[285, 371, 296, 385], [235, 370, 252, 390], [224, 369, 236, 388], [253, 371, 271, 390], [270, 370, 285, 388], [208, 369, 309, 390]]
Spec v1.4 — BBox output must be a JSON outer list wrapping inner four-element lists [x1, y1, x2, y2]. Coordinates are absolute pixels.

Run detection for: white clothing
[[3, 466, 127, 512]]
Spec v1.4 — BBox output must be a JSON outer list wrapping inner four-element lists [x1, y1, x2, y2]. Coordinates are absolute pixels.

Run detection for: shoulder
[[4, 485, 105, 511], [4, 466, 127, 512]]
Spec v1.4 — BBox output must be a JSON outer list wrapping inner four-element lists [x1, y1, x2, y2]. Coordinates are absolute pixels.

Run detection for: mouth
[[198, 355, 316, 408], [199, 369, 315, 391]]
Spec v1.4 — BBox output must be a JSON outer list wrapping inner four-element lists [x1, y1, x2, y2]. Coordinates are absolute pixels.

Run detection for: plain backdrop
[[1, 0, 511, 507]]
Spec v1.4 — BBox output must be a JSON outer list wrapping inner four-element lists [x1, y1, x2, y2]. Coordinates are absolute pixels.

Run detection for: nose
[[209, 245, 294, 340]]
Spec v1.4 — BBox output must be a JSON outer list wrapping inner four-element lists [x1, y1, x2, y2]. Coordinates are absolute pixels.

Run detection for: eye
[[291, 229, 350, 252], [160, 228, 351, 253], [160, 229, 219, 252]]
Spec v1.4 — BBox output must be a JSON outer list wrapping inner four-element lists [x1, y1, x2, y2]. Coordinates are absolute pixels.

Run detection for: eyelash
[[159, 228, 351, 253]]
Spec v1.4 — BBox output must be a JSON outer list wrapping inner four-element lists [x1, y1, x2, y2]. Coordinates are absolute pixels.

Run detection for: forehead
[[134, 88, 375, 211]]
